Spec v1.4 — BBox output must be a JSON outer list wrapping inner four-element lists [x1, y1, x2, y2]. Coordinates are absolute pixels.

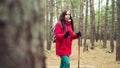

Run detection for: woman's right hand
[[64, 30, 70, 38]]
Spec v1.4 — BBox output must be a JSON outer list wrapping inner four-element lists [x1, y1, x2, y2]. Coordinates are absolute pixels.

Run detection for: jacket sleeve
[[70, 30, 78, 39], [55, 22, 64, 40]]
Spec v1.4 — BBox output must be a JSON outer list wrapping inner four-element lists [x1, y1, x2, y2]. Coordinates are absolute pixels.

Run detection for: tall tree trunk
[[83, 0, 88, 51], [46, 0, 54, 50], [100, 0, 104, 42], [66, 0, 69, 9], [96, 0, 101, 42], [103, 0, 109, 48], [70, 0, 75, 17], [90, 0, 95, 49], [46, 0, 49, 50], [59, 0, 62, 12], [55, 0, 58, 19], [116, 0, 120, 61], [79, 0, 84, 46], [0, 0, 46, 68], [109, 0, 115, 53], [45, 0, 48, 48]]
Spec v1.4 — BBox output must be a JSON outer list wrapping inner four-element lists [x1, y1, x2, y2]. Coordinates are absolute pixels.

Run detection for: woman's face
[[65, 11, 70, 20]]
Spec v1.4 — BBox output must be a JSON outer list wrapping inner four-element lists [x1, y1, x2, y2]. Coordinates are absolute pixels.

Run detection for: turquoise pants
[[60, 56, 69, 68]]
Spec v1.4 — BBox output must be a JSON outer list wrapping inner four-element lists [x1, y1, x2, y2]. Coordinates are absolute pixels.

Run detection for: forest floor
[[45, 39, 120, 68]]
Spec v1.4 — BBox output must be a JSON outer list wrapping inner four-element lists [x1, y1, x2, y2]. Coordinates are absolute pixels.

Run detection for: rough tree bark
[[46, 0, 54, 50], [90, 0, 95, 49], [116, 0, 120, 61], [96, 0, 100, 42], [109, 0, 115, 53], [79, 0, 84, 46], [0, 0, 46, 68], [83, 0, 88, 51], [103, 0, 109, 48]]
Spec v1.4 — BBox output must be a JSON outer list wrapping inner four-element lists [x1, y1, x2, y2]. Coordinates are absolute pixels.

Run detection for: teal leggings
[[60, 56, 69, 68]]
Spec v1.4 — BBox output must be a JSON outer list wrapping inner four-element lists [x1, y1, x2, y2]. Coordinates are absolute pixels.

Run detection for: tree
[[0, 0, 46, 68], [70, 0, 75, 17], [83, 0, 88, 51], [99, 0, 104, 42], [90, 0, 95, 49], [103, 0, 109, 48], [116, 0, 120, 61], [96, 0, 101, 42], [45, 0, 51, 43], [46, 0, 54, 50], [109, 0, 115, 53], [79, 0, 84, 46]]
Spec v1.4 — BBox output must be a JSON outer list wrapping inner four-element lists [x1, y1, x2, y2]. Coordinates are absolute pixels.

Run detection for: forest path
[[47, 65, 95, 68], [45, 40, 120, 68]]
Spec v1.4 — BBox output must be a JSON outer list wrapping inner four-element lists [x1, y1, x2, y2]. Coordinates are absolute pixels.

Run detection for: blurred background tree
[[0, 0, 46, 68]]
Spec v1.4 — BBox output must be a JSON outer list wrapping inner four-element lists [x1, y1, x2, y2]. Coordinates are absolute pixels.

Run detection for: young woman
[[54, 10, 81, 68]]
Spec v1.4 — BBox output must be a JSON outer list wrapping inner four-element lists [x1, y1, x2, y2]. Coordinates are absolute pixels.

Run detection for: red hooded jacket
[[55, 20, 78, 56]]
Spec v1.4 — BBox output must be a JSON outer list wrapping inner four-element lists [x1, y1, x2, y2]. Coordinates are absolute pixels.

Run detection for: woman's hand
[[64, 30, 70, 38], [76, 31, 82, 37]]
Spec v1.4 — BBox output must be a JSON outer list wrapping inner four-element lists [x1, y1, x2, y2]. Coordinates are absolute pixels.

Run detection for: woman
[[54, 10, 81, 68]]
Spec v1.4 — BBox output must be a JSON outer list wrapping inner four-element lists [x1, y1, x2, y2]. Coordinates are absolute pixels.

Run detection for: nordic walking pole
[[78, 21, 81, 68], [78, 36, 80, 68]]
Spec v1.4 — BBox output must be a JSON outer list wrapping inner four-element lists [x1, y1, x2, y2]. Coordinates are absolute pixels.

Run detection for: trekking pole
[[78, 37, 80, 68]]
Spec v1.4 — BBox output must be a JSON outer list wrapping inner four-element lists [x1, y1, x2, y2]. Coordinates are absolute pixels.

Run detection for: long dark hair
[[58, 10, 74, 31]]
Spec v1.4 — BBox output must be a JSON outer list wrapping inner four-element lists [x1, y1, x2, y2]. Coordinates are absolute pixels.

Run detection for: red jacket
[[55, 20, 78, 56]]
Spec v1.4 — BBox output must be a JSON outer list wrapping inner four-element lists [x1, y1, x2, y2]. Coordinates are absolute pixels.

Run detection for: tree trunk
[[46, 0, 49, 50], [103, 0, 109, 48], [90, 0, 95, 49], [46, 0, 54, 50], [83, 0, 88, 51], [70, 0, 75, 17], [96, 0, 100, 42], [109, 0, 115, 53], [0, 0, 46, 68], [66, 0, 69, 9], [100, 0, 104, 42], [60, 0, 62, 12], [116, 0, 120, 61], [79, 0, 84, 46]]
